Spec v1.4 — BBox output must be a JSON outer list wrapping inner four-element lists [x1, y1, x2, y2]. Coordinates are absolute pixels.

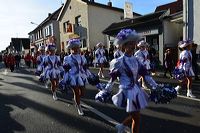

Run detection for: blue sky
[[0, 0, 175, 51]]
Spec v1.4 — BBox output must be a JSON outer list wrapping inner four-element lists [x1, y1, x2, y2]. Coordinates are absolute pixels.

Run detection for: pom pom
[[95, 90, 112, 103], [149, 84, 177, 104], [58, 79, 71, 94], [172, 67, 185, 80], [35, 70, 41, 76], [96, 83, 107, 91], [87, 73, 100, 85], [39, 75, 46, 83]]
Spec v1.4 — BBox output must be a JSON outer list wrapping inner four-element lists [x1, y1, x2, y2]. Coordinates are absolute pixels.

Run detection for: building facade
[[57, 0, 140, 51], [183, 0, 200, 53], [103, 0, 183, 64], [29, 7, 62, 54]]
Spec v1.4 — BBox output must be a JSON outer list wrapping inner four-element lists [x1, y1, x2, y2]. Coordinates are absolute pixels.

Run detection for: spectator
[[108, 44, 114, 61], [163, 48, 174, 78], [25, 53, 32, 68], [15, 53, 21, 69], [191, 43, 199, 80], [7, 53, 15, 72], [60, 49, 65, 64], [149, 47, 157, 75], [88, 49, 94, 66]]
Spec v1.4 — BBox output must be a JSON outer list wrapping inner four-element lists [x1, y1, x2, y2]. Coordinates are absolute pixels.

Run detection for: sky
[[0, 0, 175, 51]]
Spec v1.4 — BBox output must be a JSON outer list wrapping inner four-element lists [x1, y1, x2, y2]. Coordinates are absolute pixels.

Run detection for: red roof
[[155, 0, 183, 14]]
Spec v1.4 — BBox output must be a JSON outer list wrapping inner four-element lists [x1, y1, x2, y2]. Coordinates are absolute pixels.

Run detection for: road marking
[[99, 78, 200, 102], [81, 101, 131, 133]]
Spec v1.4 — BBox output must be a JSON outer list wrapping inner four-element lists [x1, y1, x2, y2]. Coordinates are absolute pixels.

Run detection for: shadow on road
[[0, 92, 115, 133], [141, 114, 199, 133], [0, 93, 26, 133], [147, 106, 191, 117]]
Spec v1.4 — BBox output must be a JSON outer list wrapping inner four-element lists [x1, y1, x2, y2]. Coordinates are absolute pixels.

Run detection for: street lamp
[[30, 22, 38, 25]]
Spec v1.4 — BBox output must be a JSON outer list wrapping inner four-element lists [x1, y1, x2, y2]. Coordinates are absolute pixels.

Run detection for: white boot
[[98, 72, 101, 77], [175, 85, 181, 94], [77, 105, 84, 116], [115, 123, 125, 133], [52, 92, 58, 100], [187, 90, 196, 98]]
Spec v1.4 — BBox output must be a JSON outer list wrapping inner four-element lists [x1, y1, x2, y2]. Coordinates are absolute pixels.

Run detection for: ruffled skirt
[[96, 57, 107, 64], [63, 72, 89, 87], [185, 67, 195, 77], [45, 68, 60, 80], [112, 84, 148, 112]]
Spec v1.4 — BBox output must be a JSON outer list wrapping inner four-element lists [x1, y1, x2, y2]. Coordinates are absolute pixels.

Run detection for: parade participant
[[35, 45, 46, 76], [134, 40, 151, 89], [3, 54, 8, 68], [44, 41, 61, 101], [95, 42, 107, 78], [104, 29, 158, 133], [7, 53, 15, 72], [63, 38, 91, 116], [175, 40, 196, 98], [25, 53, 32, 68], [113, 43, 123, 59], [32, 54, 37, 68]]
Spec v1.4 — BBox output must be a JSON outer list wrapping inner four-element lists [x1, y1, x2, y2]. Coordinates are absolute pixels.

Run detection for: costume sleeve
[[137, 59, 157, 88], [43, 56, 48, 68], [105, 58, 122, 92], [63, 56, 71, 72], [57, 56, 62, 66], [82, 55, 89, 70]]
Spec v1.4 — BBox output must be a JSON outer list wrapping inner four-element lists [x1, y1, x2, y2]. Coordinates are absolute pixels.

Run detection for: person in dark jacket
[[163, 48, 174, 78]]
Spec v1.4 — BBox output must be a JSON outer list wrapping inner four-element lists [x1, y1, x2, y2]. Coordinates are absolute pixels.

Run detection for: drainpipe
[[184, 0, 188, 40]]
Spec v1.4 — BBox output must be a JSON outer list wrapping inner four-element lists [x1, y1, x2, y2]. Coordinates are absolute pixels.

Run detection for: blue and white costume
[[179, 50, 194, 77], [44, 55, 61, 80], [63, 54, 91, 87], [114, 49, 123, 59], [106, 54, 157, 112], [36, 54, 46, 75], [95, 44, 107, 64], [134, 41, 151, 70]]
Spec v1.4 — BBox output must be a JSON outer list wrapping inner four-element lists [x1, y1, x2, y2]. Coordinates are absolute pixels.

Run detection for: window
[[45, 25, 52, 37], [63, 21, 72, 33], [82, 39, 87, 48], [75, 15, 81, 27]]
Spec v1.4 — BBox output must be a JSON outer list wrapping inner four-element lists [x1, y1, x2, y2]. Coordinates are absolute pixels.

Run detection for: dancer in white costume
[[95, 42, 107, 78], [113, 42, 123, 59], [104, 29, 158, 133], [134, 40, 151, 89], [175, 40, 196, 98], [44, 37, 61, 101], [63, 38, 91, 115], [35, 45, 46, 77]]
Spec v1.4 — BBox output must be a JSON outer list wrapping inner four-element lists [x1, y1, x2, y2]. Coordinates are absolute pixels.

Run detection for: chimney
[[108, 1, 112, 7], [48, 13, 51, 17]]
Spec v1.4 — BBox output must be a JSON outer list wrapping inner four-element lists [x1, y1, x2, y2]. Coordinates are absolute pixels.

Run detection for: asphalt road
[[0, 64, 200, 133]]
